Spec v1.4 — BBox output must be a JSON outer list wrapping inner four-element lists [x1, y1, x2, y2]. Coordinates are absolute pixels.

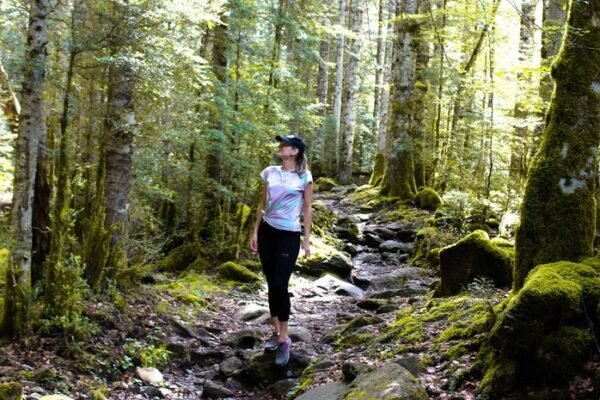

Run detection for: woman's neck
[[281, 160, 296, 172]]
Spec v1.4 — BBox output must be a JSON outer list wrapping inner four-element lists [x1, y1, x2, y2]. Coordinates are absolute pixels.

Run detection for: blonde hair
[[296, 153, 308, 174]]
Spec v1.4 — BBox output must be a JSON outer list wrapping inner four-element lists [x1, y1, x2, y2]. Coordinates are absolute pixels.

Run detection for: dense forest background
[[1, 0, 600, 398]]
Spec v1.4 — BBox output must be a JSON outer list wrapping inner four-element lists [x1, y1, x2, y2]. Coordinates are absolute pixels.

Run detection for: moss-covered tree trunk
[[330, 0, 345, 177], [338, 0, 363, 185], [514, 0, 600, 291], [380, 0, 421, 198], [2, 0, 49, 338]]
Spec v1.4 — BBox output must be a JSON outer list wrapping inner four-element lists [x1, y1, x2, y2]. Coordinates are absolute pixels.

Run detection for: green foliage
[[123, 339, 172, 368]]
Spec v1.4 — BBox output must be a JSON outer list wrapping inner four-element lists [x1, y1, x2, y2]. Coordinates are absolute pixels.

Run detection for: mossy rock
[[218, 261, 261, 284], [0, 382, 22, 400], [157, 243, 197, 271], [343, 363, 428, 400], [186, 256, 211, 272], [479, 261, 600, 396], [437, 230, 513, 296], [414, 187, 443, 211], [297, 249, 353, 279], [315, 177, 338, 192], [311, 201, 337, 237]]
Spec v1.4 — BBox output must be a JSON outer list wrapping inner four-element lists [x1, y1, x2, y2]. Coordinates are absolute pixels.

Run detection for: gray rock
[[313, 274, 363, 298], [368, 268, 427, 291], [298, 252, 353, 279], [220, 356, 243, 376], [395, 355, 424, 377], [233, 303, 270, 322], [202, 379, 235, 398], [190, 349, 226, 367], [344, 363, 428, 400], [267, 379, 298, 397], [362, 232, 383, 248], [295, 381, 348, 400], [140, 386, 164, 398], [379, 240, 413, 253], [222, 328, 264, 349], [288, 326, 312, 343], [342, 362, 371, 382], [374, 227, 397, 241], [240, 349, 310, 386]]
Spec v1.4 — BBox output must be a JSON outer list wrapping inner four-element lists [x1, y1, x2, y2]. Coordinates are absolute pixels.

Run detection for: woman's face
[[277, 142, 299, 159]]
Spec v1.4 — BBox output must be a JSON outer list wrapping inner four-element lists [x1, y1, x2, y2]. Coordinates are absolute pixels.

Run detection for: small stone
[[136, 367, 164, 387], [288, 326, 312, 343], [233, 304, 270, 321], [140, 385, 163, 398], [220, 356, 243, 376], [202, 379, 235, 398]]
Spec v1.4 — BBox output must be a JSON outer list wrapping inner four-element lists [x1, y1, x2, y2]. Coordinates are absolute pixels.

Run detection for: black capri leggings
[[257, 220, 301, 322]]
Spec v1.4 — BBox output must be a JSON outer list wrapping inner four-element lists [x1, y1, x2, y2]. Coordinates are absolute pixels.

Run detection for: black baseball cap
[[275, 135, 305, 153]]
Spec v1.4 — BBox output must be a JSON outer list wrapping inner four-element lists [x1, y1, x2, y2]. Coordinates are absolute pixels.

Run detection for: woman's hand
[[250, 233, 258, 253], [302, 239, 311, 258]]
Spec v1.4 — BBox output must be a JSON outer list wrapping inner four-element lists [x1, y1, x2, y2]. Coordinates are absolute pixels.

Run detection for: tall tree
[[370, 0, 394, 186], [514, 0, 600, 290], [539, 0, 567, 104], [2, 0, 50, 337], [338, 0, 363, 184], [380, 0, 423, 198], [508, 0, 537, 187], [330, 0, 345, 176]]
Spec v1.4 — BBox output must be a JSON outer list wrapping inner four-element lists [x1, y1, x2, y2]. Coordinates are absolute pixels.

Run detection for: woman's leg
[[270, 230, 301, 342], [257, 221, 280, 335]]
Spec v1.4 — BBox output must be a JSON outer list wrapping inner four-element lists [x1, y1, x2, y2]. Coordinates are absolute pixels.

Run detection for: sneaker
[[264, 332, 279, 352], [274, 337, 292, 366]]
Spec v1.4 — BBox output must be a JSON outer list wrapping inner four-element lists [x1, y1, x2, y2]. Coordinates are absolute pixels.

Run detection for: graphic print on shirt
[[260, 166, 313, 232]]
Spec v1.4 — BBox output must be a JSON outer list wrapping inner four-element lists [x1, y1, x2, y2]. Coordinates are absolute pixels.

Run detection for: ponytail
[[296, 153, 308, 174]]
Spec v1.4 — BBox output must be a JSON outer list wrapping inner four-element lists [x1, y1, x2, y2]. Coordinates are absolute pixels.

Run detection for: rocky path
[[118, 185, 460, 400], [3, 185, 489, 400]]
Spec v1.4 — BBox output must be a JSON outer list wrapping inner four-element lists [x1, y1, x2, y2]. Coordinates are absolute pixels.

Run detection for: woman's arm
[[250, 185, 267, 252], [302, 182, 313, 258]]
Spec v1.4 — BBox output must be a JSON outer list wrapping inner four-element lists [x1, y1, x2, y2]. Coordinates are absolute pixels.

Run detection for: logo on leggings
[[281, 253, 289, 257]]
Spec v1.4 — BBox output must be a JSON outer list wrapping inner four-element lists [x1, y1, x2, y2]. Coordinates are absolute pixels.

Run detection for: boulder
[[222, 328, 264, 349], [233, 303, 270, 321], [202, 379, 235, 398], [367, 268, 427, 292], [315, 177, 338, 192], [335, 216, 360, 243], [297, 251, 353, 279], [135, 367, 163, 387], [294, 381, 348, 400], [343, 363, 428, 400], [219, 261, 261, 284], [220, 356, 243, 376], [288, 326, 312, 343], [240, 349, 310, 387], [414, 187, 443, 211], [437, 230, 513, 296], [379, 240, 413, 254], [314, 274, 364, 298], [479, 261, 600, 397]]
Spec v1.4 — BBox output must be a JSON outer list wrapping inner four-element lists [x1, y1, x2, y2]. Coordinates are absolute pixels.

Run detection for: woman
[[250, 134, 313, 367]]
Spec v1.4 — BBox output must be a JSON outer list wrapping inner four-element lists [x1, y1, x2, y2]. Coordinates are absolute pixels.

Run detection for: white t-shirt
[[260, 166, 313, 232]]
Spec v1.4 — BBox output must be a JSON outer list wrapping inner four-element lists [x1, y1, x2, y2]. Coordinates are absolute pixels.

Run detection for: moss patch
[[0, 382, 22, 400], [156, 243, 197, 272], [156, 272, 222, 307], [218, 261, 260, 284], [0, 248, 7, 288], [479, 261, 600, 396], [437, 230, 513, 296], [315, 177, 338, 192], [414, 187, 443, 211]]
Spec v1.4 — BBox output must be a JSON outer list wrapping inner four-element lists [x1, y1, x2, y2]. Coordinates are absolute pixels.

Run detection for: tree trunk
[[312, 0, 332, 176], [2, 0, 49, 338], [514, 0, 600, 291], [539, 0, 567, 104], [338, 0, 363, 185], [380, 0, 422, 199], [508, 0, 537, 188], [370, 0, 395, 186], [330, 0, 346, 176], [0, 61, 20, 134], [101, 60, 135, 283]]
